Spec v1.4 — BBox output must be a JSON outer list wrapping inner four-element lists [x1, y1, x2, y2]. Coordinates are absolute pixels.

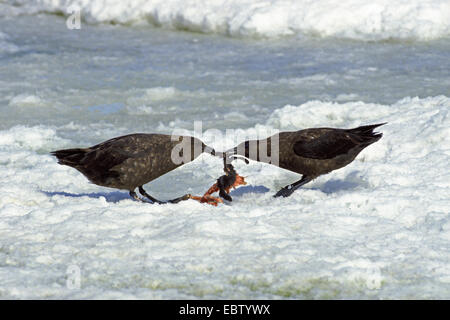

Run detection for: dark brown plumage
[[225, 123, 385, 197], [51, 133, 215, 203]]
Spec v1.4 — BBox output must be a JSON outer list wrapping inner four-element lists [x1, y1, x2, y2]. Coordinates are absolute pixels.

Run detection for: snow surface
[[2, 0, 450, 40], [1, 96, 449, 299]]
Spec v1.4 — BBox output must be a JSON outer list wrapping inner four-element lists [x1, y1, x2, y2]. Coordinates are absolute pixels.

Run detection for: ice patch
[[335, 93, 360, 102], [266, 96, 449, 132], [280, 74, 337, 86], [0, 125, 69, 152], [9, 94, 44, 107], [3, 0, 450, 40], [142, 87, 179, 100]]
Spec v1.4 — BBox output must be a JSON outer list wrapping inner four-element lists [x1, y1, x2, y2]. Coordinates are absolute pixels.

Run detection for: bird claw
[[166, 193, 193, 203], [273, 187, 295, 198], [181, 193, 192, 201]]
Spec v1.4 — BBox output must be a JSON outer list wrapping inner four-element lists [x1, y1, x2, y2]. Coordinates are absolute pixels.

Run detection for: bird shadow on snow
[[316, 171, 370, 194], [44, 191, 130, 203], [231, 171, 369, 198], [44, 171, 367, 203], [228, 185, 271, 197]]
